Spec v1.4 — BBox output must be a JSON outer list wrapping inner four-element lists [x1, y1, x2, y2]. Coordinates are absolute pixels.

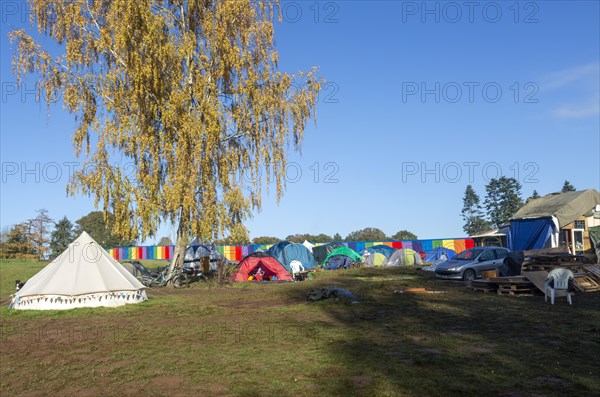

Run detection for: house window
[[574, 220, 585, 230]]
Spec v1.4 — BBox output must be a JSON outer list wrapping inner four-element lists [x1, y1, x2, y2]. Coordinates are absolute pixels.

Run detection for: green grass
[[1, 261, 599, 396]]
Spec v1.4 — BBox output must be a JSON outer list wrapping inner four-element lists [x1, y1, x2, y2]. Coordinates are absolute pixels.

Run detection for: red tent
[[230, 252, 293, 282]]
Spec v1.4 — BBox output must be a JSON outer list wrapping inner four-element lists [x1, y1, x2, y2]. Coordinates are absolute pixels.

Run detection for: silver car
[[435, 247, 509, 281]]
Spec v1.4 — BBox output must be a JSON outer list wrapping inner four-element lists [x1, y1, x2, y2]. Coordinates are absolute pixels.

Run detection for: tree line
[[218, 228, 418, 245], [0, 210, 134, 260], [1, 208, 419, 258], [461, 179, 576, 236]]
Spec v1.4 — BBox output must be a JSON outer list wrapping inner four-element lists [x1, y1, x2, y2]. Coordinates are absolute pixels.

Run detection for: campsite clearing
[[1, 260, 599, 396]]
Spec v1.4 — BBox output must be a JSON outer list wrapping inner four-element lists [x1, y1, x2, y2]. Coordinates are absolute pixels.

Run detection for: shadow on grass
[[273, 267, 600, 397]]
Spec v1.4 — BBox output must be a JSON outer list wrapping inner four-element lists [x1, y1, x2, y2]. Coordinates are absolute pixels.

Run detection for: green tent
[[322, 246, 363, 267]]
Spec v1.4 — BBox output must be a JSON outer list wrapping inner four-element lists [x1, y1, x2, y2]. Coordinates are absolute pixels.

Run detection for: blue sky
[[1, 1, 599, 244]]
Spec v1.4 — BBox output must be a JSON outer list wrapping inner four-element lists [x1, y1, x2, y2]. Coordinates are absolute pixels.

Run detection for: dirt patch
[[465, 346, 495, 354], [14, 391, 46, 397], [215, 299, 293, 309], [198, 383, 231, 396], [533, 376, 567, 385], [120, 381, 148, 396], [151, 375, 186, 390], [417, 348, 442, 354], [384, 351, 404, 357], [351, 375, 373, 388]]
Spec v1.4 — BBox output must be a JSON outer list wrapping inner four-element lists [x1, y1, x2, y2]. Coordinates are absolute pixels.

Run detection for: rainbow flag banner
[[107, 238, 474, 262]]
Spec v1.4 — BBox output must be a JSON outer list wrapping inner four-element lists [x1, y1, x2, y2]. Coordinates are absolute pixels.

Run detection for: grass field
[[1, 259, 599, 396]]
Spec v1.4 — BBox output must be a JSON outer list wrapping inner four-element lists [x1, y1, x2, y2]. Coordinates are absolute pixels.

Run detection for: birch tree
[[11, 0, 321, 271]]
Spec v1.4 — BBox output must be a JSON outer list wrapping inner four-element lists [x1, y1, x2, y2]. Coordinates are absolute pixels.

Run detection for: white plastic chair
[[289, 260, 305, 280], [544, 268, 574, 305]]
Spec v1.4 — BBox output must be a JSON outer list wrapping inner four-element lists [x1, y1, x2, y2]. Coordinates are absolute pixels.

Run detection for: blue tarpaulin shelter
[[508, 218, 557, 251]]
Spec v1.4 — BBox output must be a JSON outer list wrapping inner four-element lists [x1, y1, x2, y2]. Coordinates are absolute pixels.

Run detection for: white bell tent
[[10, 231, 147, 310]]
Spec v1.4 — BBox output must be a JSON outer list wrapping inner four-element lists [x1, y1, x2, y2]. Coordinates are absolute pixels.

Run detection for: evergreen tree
[[462, 185, 490, 235], [49, 216, 75, 257], [484, 177, 523, 228], [75, 211, 135, 248], [526, 190, 541, 203], [333, 233, 342, 241], [561, 181, 576, 192]]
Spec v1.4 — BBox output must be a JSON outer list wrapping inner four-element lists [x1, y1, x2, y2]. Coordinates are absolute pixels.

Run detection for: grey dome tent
[[184, 240, 226, 272], [385, 248, 423, 267]]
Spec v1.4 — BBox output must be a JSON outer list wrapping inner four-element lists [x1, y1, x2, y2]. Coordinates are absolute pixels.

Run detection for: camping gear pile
[[468, 248, 600, 296], [307, 287, 358, 303]]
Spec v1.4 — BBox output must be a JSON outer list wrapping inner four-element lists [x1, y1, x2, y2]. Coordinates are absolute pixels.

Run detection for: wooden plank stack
[[491, 276, 535, 296], [573, 275, 600, 292], [521, 254, 591, 272], [469, 279, 497, 293], [469, 276, 536, 296], [468, 250, 600, 295]]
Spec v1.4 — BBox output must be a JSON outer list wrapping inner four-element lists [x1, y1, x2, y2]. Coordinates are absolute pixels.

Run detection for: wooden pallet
[[584, 265, 600, 280], [525, 255, 591, 264], [522, 264, 587, 272], [573, 275, 600, 292], [497, 286, 534, 296], [468, 279, 497, 293], [490, 276, 529, 284]]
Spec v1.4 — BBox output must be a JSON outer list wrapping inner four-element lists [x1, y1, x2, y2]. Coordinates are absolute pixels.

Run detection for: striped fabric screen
[[107, 238, 474, 262]]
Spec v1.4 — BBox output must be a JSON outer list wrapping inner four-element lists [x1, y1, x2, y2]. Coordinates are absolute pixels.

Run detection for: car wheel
[[463, 269, 476, 282]]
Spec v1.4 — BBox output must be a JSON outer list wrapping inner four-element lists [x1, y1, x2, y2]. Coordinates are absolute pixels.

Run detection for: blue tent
[[268, 242, 316, 271], [362, 245, 397, 258], [424, 247, 456, 263], [324, 255, 353, 270]]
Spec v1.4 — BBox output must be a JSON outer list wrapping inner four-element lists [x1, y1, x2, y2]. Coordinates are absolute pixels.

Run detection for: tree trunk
[[169, 223, 187, 283]]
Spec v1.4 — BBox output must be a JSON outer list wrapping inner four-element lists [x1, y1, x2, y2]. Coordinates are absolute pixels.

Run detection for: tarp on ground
[[11, 232, 147, 310], [385, 248, 423, 267], [230, 252, 293, 282], [322, 246, 362, 269]]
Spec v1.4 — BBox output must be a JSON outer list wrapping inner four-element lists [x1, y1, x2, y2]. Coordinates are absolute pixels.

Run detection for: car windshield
[[455, 248, 484, 260]]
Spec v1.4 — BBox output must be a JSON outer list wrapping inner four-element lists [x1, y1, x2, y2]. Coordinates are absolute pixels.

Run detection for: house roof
[[470, 225, 509, 238], [511, 189, 600, 227]]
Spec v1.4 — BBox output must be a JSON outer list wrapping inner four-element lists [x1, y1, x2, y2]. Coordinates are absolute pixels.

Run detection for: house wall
[[559, 215, 598, 254]]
